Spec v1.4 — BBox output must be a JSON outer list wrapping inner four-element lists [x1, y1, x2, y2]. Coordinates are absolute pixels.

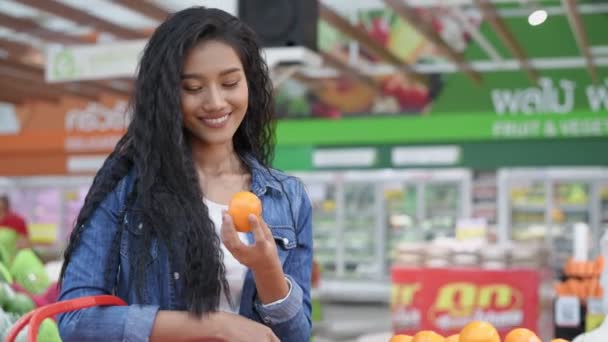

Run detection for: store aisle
[[313, 302, 392, 341]]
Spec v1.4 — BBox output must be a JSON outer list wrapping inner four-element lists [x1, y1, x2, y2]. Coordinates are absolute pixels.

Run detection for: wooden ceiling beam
[[0, 59, 98, 101], [0, 39, 131, 98], [444, 4, 503, 62], [0, 58, 42, 76], [384, 0, 482, 84], [0, 77, 63, 103], [318, 50, 379, 93], [0, 38, 47, 66], [562, 0, 598, 84], [319, 2, 427, 85], [0, 39, 32, 56], [73, 80, 129, 99], [0, 10, 135, 97], [18, 0, 147, 40], [113, 0, 170, 22], [0, 13, 82, 44], [0, 87, 30, 104], [475, 0, 539, 83]]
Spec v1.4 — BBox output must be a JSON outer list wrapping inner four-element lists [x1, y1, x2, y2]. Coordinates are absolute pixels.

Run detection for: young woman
[[58, 7, 312, 342]]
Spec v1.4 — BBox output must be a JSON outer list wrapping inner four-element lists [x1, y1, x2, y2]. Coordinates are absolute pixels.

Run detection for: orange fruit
[[505, 328, 541, 342], [459, 321, 500, 342], [227, 191, 262, 233], [444, 335, 460, 342], [389, 335, 413, 342], [412, 330, 443, 342], [551, 339, 569, 342]]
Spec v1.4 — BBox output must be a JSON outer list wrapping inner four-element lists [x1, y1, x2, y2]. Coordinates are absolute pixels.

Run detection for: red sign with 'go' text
[[390, 267, 540, 337]]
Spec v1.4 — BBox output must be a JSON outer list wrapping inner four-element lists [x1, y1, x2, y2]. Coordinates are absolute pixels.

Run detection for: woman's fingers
[[221, 212, 246, 253]]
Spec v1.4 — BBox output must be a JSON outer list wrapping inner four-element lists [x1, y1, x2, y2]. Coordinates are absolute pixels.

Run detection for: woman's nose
[[202, 86, 227, 112]]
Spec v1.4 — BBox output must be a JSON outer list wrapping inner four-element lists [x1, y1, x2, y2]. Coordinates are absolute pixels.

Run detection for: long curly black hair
[[59, 7, 276, 316]]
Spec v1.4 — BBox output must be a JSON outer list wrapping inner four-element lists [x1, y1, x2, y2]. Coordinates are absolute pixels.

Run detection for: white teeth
[[203, 114, 229, 125]]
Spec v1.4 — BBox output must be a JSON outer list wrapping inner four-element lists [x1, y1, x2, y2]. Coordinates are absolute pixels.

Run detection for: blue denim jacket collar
[[245, 155, 283, 196]]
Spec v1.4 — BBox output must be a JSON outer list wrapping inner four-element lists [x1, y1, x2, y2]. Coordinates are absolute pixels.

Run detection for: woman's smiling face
[[181, 40, 249, 147]]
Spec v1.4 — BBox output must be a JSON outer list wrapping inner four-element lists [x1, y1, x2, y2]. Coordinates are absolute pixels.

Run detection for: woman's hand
[[221, 212, 290, 304], [151, 311, 279, 342], [221, 212, 280, 272], [206, 312, 280, 342]]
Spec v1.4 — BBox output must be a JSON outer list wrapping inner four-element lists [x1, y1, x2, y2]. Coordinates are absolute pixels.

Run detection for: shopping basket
[[5, 295, 127, 342]]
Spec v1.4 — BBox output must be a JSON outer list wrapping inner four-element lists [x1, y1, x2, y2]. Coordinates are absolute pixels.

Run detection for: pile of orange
[[389, 321, 569, 342], [555, 256, 604, 299]]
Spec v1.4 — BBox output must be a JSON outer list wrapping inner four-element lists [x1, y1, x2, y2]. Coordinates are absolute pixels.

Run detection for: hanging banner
[[45, 40, 147, 82], [0, 95, 128, 175], [45, 41, 321, 83]]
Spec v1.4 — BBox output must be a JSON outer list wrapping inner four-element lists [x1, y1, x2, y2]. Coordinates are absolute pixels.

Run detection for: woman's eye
[[184, 86, 202, 92], [223, 81, 239, 88]]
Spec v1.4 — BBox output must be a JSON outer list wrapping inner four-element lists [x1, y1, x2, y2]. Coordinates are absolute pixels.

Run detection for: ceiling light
[[528, 9, 548, 26]]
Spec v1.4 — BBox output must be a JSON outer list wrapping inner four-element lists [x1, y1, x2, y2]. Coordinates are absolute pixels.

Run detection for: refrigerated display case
[[296, 169, 472, 301], [424, 182, 462, 238], [381, 170, 471, 274], [498, 168, 608, 268], [343, 181, 380, 279], [0, 176, 93, 259], [507, 179, 548, 241], [303, 173, 340, 278], [600, 182, 608, 243], [384, 182, 419, 273]]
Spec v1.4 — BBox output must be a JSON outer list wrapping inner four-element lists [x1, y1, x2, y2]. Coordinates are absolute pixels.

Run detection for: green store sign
[[276, 111, 608, 146], [275, 10, 608, 147]]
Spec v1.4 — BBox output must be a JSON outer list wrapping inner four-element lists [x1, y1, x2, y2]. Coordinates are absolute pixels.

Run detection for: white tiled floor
[[313, 302, 392, 341]]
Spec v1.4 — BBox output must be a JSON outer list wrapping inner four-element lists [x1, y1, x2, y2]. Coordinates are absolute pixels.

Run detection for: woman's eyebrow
[[181, 67, 242, 80]]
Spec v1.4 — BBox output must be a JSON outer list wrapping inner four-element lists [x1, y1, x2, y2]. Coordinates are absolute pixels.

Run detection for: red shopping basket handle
[[5, 295, 127, 342]]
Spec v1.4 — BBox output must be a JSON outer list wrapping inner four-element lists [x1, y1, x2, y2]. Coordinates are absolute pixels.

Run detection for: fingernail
[[248, 213, 257, 221]]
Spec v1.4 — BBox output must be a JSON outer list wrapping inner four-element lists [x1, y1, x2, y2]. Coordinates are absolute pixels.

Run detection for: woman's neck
[[191, 140, 245, 177]]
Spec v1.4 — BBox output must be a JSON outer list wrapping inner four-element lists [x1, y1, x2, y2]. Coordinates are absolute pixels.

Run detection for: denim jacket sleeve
[[253, 180, 313, 341], [58, 177, 160, 342]]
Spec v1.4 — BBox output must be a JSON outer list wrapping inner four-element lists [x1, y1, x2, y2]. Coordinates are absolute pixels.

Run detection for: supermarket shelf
[[472, 179, 497, 187], [556, 204, 589, 212], [345, 245, 374, 252], [511, 204, 546, 212], [473, 202, 497, 210], [314, 247, 337, 253], [313, 231, 337, 236], [318, 279, 391, 303], [426, 209, 458, 215], [344, 256, 375, 264]]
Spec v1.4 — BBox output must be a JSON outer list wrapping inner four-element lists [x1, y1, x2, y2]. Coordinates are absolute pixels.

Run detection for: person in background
[[58, 6, 312, 342], [0, 195, 31, 250]]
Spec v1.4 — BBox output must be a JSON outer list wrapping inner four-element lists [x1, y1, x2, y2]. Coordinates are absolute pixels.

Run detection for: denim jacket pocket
[[120, 210, 159, 264], [269, 225, 296, 264]]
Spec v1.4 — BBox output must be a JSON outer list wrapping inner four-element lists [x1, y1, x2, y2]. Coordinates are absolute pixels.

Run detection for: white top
[[204, 198, 250, 313]]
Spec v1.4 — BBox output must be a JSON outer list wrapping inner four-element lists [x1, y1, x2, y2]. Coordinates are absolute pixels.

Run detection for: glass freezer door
[[307, 182, 339, 278], [550, 181, 591, 266], [422, 182, 461, 240], [342, 182, 378, 279], [509, 180, 548, 241], [383, 182, 419, 273], [600, 183, 608, 239]]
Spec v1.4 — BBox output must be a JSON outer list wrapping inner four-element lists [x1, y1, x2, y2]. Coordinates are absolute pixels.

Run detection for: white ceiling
[[0, 0, 604, 47], [1, 0, 608, 70], [0, 0, 240, 47]]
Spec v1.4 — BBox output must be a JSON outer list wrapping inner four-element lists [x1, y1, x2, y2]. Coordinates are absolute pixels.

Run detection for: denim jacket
[[58, 157, 313, 341]]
